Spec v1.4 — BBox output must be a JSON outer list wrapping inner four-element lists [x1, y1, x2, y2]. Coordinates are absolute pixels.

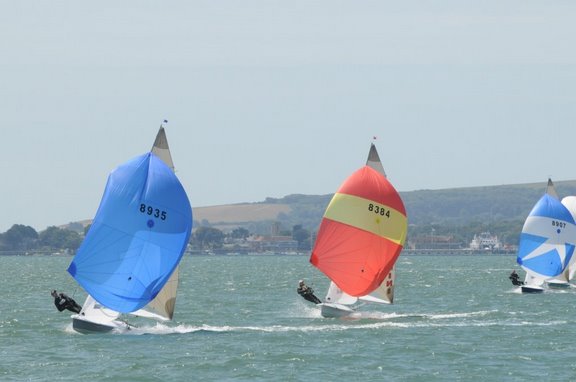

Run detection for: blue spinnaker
[[68, 152, 192, 313], [517, 194, 576, 278]]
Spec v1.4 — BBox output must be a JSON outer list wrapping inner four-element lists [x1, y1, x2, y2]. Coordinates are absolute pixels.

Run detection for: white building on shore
[[469, 232, 502, 251]]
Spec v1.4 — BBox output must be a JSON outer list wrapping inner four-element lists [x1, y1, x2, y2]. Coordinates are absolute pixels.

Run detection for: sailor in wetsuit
[[509, 270, 524, 286], [297, 280, 322, 304], [51, 290, 82, 313]]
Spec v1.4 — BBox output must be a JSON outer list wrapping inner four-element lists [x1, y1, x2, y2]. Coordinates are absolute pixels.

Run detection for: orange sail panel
[[310, 166, 407, 297]]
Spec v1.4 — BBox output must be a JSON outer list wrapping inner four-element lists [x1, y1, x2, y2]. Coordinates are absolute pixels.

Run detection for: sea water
[[1, 254, 575, 381]]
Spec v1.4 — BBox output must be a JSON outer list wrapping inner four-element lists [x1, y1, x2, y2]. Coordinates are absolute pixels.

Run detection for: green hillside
[[194, 179, 576, 247], [402, 180, 576, 226], [196, 179, 576, 229]]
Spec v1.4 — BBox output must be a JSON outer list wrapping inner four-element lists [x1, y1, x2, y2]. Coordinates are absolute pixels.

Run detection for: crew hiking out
[[51, 290, 82, 314], [509, 270, 524, 286], [297, 280, 322, 304]]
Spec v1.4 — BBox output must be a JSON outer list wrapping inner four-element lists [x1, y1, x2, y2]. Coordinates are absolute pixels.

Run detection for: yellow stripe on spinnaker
[[323, 193, 407, 245]]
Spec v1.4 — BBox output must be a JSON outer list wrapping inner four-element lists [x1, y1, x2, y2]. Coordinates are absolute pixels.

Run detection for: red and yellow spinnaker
[[310, 165, 407, 297]]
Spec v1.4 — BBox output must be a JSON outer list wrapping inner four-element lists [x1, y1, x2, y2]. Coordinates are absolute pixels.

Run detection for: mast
[[546, 178, 559, 199], [151, 120, 174, 170], [138, 120, 180, 320], [365, 141, 395, 304]]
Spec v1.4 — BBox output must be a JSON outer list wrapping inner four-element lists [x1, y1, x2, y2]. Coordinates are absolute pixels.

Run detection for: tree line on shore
[[0, 223, 312, 254], [0, 224, 83, 254], [0, 219, 522, 255]]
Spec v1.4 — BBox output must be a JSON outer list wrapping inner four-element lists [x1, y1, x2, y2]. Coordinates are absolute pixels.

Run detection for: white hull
[[319, 303, 355, 318], [545, 280, 572, 289], [71, 314, 132, 334]]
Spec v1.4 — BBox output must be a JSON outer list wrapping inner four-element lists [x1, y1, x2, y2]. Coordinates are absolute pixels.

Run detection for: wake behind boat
[[67, 123, 193, 333], [307, 142, 407, 318]]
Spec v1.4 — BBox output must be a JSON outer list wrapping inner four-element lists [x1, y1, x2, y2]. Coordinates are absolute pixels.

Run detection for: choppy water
[[1, 254, 575, 381]]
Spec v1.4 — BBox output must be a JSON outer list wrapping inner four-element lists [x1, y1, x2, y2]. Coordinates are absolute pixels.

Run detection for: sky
[[1, 1, 576, 232]]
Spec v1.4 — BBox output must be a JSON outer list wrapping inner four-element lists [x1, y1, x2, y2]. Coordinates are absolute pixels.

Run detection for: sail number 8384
[[139, 203, 167, 220], [368, 203, 391, 218]]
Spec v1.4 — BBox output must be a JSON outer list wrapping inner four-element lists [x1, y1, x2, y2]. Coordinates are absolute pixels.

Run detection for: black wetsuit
[[509, 272, 524, 286], [297, 285, 322, 304], [54, 293, 82, 313]]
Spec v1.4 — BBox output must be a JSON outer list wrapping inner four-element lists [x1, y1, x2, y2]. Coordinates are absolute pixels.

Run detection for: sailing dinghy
[[516, 179, 576, 293], [310, 143, 407, 318], [68, 124, 193, 333]]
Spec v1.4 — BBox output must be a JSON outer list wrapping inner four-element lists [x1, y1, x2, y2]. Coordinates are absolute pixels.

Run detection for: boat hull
[[319, 303, 355, 318], [521, 285, 544, 294], [545, 280, 571, 289], [72, 314, 132, 334]]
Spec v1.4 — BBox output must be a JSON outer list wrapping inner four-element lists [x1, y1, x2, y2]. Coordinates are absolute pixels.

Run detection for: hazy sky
[[2, 1, 576, 232]]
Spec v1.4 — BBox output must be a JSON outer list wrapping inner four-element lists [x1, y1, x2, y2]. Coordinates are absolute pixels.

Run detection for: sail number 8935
[[368, 203, 390, 218], [140, 203, 167, 220]]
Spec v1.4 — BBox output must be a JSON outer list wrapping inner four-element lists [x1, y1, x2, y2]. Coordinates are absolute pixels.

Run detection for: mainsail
[[362, 144, 395, 304], [68, 126, 192, 318], [560, 195, 576, 282], [517, 179, 576, 284], [133, 126, 180, 320], [310, 143, 407, 299]]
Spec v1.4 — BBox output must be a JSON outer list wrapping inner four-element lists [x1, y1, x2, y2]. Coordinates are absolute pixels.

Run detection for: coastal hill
[[191, 179, 576, 233], [59, 179, 576, 239]]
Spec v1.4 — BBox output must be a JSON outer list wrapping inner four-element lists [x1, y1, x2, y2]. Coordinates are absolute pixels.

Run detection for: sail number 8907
[[552, 220, 566, 228], [140, 203, 167, 220], [368, 203, 390, 218]]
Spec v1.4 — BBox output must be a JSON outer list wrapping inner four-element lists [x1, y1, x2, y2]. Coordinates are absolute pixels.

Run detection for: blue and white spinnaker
[[68, 152, 192, 314], [517, 180, 576, 282]]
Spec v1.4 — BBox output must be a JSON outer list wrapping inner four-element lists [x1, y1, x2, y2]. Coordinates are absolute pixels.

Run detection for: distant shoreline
[[0, 249, 516, 257]]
